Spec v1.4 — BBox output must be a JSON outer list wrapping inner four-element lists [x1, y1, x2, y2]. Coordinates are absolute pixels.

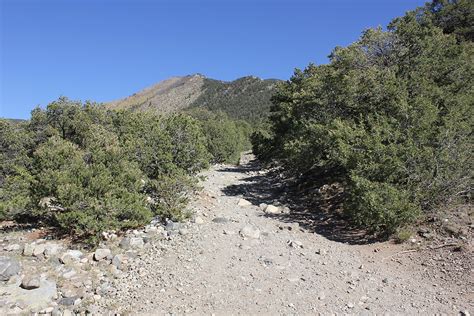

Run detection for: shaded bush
[[253, 0, 473, 235], [188, 109, 252, 164]]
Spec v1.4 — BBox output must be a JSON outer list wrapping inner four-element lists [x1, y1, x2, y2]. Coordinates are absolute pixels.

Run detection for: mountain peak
[[106, 75, 280, 121]]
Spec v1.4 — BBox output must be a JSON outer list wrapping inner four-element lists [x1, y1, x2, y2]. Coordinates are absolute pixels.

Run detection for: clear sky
[[1, 0, 426, 119]]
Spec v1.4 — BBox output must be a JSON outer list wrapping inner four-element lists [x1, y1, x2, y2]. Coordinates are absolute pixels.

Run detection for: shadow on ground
[[221, 159, 380, 245]]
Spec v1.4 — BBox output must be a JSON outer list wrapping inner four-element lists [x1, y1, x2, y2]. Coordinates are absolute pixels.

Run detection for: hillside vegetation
[[0, 98, 249, 244], [106, 74, 279, 123], [252, 0, 473, 236]]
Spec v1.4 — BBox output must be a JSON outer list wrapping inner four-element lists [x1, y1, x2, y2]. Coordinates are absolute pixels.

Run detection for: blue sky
[[1, 0, 426, 119]]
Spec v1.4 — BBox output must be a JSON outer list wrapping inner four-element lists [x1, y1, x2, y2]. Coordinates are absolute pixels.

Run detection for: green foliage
[[189, 109, 251, 164], [254, 0, 473, 235], [189, 76, 279, 123], [0, 99, 219, 244]]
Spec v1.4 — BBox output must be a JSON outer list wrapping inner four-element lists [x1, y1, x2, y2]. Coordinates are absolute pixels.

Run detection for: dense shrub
[[0, 99, 223, 244], [188, 109, 252, 164], [253, 1, 473, 235]]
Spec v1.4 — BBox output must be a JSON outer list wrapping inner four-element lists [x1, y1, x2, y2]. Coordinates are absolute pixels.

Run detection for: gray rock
[[1, 278, 56, 310], [239, 225, 260, 239], [259, 203, 268, 210], [93, 248, 112, 261], [119, 237, 144, 249], [0, 256, 21, 281], [59, 297, 77, 306], [179, 228, 189, 235], [112, 254, 126, 270], [119, 237, 131, 249], [212, 217, 228, 224], [20, 275, 41, 290], [166, 221, 181, 231]]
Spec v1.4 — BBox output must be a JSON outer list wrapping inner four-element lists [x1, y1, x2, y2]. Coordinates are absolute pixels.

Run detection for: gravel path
[[102, 155, 472, 315]]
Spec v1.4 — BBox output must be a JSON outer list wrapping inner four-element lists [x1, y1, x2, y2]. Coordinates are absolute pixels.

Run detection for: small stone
[[288, 240, 303, 248], [318, 292, 326, 300], [20, 275, 41, 290], [347, 302, 355, 309], [59, 250, 83, 264], [33, 244, 46, 257], [179, 228, 189, 235], [5, 244, 21, 251], [315, 248, 326, 255], [193, 216, 204, 224], [62, 269, 77, 279], [63, 310, 73, 316], [239, 225, 260, 239], [112, 254, 125, 270], [93, 248, 112, 261], [264, 205, 280, 214], [237, 198, 252, 207], [129, 237, 144, 248], [212, 217, 228, 224], [44, 243, 62, 257], [259, 203, 268, 210], [0, 256, 21, 281], [165, 221, 181, 232], [23, 243, 35, 256], [59, 297, 77, 306], [41, 307, 55, 313], [382, 278, 389, 284]]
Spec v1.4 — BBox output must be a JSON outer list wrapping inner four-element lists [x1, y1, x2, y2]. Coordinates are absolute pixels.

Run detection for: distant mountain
[[106, 74, 280, 122]]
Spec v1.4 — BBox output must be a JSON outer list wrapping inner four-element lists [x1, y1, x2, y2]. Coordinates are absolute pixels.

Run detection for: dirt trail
[[103, 154, 472, 315]]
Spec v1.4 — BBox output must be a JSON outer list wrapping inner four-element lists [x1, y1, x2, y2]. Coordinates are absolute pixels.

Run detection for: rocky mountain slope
[[106, 74, 280, 121]]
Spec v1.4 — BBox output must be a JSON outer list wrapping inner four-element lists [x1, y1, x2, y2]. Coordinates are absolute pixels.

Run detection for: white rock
[[5, 244, 21, 251], [239, 225, 260, 239], [288, 240, 303, 248], [33, 244, 46, 257], [44, 243, 62, 257], [93, 249, 112, 261], [23, 243, 35, 256], [237, 198, 252, 207], [129, 237, 144, 248], [193, 216, 204, 224], [20, 275, 41, 289], [264, 205, 280, 214]]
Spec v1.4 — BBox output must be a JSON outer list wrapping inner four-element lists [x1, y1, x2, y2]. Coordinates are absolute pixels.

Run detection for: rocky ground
[[0, 154, 472, 315]]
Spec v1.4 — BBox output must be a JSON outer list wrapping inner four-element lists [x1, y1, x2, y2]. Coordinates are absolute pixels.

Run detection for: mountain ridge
[[105, 74, 281, 121]]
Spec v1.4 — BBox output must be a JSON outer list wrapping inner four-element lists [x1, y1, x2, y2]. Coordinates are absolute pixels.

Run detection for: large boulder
[[0, 256, 21, 281]]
